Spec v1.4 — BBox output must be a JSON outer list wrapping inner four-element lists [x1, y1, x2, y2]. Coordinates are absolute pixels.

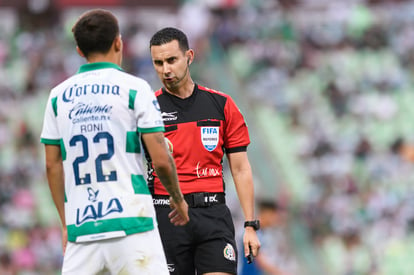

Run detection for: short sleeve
[[134, 81, 165, 133], [40, 92, 61, 145], [223, 95, 250, 152]]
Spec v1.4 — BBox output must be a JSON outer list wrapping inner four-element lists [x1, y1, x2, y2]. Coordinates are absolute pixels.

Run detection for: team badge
[[223, 243, 236, 261], [152, 99, 161, 111], [201, 127, 219, 152]]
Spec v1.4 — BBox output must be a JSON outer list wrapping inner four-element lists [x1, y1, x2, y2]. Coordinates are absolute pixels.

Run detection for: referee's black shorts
[[154, 195, 238, 275]]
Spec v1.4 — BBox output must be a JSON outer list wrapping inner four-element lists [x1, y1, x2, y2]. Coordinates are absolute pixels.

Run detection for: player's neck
[[86, 52, 121, 67]]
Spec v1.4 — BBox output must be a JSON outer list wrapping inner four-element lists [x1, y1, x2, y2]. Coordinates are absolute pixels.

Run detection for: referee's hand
[[243, 227, 261, 258], [169, 197, 189, 226]]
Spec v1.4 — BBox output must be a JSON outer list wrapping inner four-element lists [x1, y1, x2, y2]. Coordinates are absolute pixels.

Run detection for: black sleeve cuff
[[225, 146, 247, 154]]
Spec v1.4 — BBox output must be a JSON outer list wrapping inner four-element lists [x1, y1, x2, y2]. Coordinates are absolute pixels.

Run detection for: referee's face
[[150, 40, 192, 92]]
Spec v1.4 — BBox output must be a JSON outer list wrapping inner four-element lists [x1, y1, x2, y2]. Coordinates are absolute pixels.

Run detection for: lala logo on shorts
[[201, 127, 219, 152]]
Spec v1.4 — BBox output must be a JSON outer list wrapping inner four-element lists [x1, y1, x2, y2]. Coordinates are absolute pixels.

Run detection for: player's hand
[[62, 226, 68, 255], [243, 227, 261, 258], [168, 196, 189, 226]]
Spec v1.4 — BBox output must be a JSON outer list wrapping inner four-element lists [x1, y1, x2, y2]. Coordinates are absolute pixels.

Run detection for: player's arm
[[44, 144, 67, 253], [227, 151, 261, 257], [141, 131, 189, 225]]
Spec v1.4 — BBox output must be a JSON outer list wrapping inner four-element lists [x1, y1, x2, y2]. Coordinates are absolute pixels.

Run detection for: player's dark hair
[[149, 27, 189, 53], [72, 9, 119, 58]]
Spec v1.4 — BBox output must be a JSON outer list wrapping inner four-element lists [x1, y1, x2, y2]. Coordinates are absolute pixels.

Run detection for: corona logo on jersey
[[201, 127, 219, 152], [62, 83, 120, 103]]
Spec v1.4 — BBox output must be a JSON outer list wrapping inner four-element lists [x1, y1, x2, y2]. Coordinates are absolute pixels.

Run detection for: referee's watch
[[244, 220, 260, 231]]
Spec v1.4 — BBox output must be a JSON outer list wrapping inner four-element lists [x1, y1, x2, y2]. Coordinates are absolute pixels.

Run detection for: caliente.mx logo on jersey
[[201, 127, 219, 152]]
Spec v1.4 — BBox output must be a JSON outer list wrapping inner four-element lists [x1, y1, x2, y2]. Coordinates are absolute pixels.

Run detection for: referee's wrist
[[244, 226, 256, 232], [244, 220, 260, 231]]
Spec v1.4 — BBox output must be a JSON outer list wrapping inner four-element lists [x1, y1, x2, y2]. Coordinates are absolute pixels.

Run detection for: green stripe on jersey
[[51, 96, 58, 116], [77, 62, 123, 74], [129, 89, 137, 110], [40, 138, 66, 161], [138, 126, 165, 133], [60, 139, 67, 161], [40, 138, 60, 145], [126, 131, 141, 153], [131, 174, 150, 195], [67, 217, 154, 242]]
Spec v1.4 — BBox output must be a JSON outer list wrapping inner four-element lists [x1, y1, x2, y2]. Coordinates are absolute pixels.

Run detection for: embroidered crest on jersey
[[201, 127, 219, 152], [223, 243, 236, 261]]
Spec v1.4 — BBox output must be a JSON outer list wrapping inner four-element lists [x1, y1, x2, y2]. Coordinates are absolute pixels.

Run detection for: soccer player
[[40, 10, 189, 274], [148, 27, 260, 275]]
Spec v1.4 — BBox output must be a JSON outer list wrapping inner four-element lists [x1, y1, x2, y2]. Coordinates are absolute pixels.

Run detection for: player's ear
[[114, 35, 122, 53], [76, 46, 85, 58]]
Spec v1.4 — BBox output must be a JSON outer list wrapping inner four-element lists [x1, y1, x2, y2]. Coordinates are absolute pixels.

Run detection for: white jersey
[[41, 62, 164, 243]]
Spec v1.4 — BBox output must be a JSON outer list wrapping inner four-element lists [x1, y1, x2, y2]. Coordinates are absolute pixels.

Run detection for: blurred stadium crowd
[[2, 0, 414, 274]]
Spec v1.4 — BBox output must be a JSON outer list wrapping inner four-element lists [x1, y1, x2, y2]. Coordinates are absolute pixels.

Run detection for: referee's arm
[[227, 151, 261, 257]]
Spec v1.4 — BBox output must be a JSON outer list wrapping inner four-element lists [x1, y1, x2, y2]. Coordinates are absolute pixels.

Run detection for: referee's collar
[[77, 62, 123, 74]]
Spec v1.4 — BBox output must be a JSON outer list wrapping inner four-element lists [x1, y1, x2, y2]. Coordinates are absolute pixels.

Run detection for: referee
[[147, 27, 260, 275]]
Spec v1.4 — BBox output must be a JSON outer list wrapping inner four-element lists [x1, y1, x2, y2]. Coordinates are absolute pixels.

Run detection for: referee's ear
[[185, 49, 194, 66]]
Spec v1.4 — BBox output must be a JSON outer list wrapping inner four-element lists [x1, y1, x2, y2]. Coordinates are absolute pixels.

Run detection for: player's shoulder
[[50, 75, 77, 96], [115, 71, 152, 91]]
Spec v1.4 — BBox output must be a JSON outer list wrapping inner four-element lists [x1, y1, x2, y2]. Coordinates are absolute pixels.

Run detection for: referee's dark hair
[[72, 9, 119, 58], [150, 27, 190, 53]]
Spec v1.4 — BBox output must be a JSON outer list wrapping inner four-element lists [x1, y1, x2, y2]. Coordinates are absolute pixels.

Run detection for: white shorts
[[62, 227, 169, 275]]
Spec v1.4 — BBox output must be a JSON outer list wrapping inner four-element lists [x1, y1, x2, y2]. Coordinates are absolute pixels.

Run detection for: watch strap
[[244, 220, 260, 230]]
